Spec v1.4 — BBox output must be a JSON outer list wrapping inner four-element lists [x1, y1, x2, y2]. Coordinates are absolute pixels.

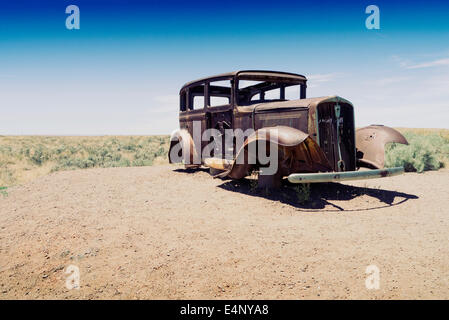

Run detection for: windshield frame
[[235, 75, 306, 106]]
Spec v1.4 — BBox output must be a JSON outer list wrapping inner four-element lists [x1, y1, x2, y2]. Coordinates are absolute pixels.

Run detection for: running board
[[203, 157, 233, 171], [288, 167, 404, 184]]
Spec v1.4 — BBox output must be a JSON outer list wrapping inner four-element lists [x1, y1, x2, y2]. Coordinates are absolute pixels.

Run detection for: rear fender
[[356, 125, 408, 169], [168, 129, 201, 168]]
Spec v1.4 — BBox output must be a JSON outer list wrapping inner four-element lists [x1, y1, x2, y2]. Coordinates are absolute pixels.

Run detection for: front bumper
[[287, 167, 404, 184]]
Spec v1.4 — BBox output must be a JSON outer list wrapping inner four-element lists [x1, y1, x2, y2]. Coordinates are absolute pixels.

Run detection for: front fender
[[356, 125, 408, 169]]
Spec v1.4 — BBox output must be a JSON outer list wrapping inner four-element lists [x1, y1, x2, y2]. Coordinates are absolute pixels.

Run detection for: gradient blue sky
[[1, 0, 448, 134]]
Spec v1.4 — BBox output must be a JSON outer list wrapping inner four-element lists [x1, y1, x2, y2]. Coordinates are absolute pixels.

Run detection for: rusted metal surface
[[216, 126, 332, 180], [356, 125, 408, 169], [169, 70, 408, 186], [169, 129, 201, 168], [181, 70, 306, 93]]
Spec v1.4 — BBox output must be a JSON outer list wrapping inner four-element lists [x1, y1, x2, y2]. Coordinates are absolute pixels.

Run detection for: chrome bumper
[[287, 167, 404, 184]]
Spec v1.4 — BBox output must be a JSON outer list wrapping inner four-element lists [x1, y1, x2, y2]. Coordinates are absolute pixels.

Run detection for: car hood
[[243, 95, 353, 113]]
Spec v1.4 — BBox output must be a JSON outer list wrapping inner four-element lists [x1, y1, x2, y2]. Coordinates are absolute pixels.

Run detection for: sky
[[0, 0, 448, 135]]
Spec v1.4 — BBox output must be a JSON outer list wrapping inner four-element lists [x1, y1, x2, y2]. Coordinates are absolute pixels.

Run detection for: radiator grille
[[317, 102, 356, 171]]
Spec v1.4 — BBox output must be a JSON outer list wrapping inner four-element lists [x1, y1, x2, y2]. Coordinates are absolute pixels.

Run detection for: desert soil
[[0, 165, 448, 299]]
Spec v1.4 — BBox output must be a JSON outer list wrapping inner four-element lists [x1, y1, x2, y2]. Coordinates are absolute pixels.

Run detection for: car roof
[[180, 70, 307, 92]]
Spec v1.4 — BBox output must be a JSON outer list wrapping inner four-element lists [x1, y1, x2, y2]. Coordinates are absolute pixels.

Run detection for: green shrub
[[29, 145, 50, 165], [385, 132, 449, 172], [154, 146, 166, 157], [108, 158, 131, 167], [294, 184, 311, 204], [0, 167, 15, 186], [132, 159, 152, 166], [0, 186, 7, 197]]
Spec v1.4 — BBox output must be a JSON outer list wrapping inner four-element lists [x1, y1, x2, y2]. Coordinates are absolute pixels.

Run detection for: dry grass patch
[[0, 135, 170, 186]]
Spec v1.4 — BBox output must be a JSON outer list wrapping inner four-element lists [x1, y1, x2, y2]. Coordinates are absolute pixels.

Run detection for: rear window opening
[[208, 79, 232, 107], [187, 84, 205, 110]]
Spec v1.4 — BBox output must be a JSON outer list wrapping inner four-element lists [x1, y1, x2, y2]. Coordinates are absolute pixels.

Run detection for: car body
[[169, 70, 408, 187]]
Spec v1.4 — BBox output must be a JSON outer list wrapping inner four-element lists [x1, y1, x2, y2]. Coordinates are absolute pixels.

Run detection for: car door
[[179, 83, 208, 161], [205, 79, 234, 159]]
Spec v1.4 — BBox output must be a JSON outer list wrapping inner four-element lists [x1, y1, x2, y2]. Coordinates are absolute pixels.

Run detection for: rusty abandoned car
[[169, 70, 408, 187]]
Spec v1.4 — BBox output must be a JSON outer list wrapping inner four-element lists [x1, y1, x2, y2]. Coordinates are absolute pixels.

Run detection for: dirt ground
[[0, 165, 448, 299]]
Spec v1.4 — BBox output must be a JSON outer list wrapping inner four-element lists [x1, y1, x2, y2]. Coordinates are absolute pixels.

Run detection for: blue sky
[[0, 0, 448, 134]]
